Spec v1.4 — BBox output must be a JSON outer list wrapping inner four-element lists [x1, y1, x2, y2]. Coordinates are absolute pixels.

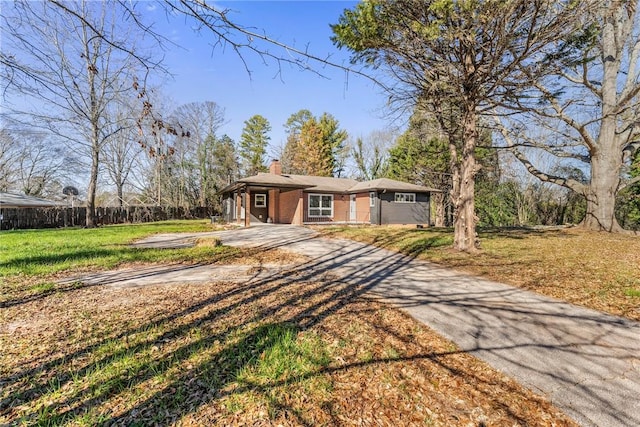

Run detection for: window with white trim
[[369, 191, 376, 207], [308, 194, 333, 217], [254, 193, 267, 208], [394, 192, 416, 203]]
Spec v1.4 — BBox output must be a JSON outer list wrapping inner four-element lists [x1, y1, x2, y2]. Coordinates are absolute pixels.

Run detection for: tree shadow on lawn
[[2, 232, 616, 426], [0, 248, 127, 271], [478, 226, 577, 240], [0, 244, 248, 309], [2, 240, 418, 425], [0, 239, 404, 408]]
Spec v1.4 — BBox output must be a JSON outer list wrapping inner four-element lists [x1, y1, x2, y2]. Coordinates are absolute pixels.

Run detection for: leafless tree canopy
[[495, 0, 640, 232]]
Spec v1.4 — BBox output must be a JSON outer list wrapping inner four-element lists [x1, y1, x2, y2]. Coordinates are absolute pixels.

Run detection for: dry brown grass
[[317, 226, 640, 321], [223, 247, 310, 266], [0, 250, 576, 426]]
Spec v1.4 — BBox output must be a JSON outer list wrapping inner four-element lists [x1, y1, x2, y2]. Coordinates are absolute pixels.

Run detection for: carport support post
[[244, 188, 251, 227], [235, 191, 242, 224]]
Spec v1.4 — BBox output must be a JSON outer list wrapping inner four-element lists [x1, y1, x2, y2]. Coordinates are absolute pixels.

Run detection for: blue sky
[[146, 1, 394, 157]]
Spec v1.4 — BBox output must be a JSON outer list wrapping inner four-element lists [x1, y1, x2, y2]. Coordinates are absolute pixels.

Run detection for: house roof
[[0, 192, 62, 208], [280, 174, 359, 192], [220, 173, 440, 194], [348, 178, 440, 193]]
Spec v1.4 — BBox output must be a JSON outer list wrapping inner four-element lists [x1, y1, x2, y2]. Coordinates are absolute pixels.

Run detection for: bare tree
[[1, 0, 370, 91], [0, 129, 20, 192], [497, 0, 640, 232], [1, 0, 379, 215], [0, 128, 71, 197], [1, 1, 163, 227], [102, 107, 145, 208], [172, 102, 226, 208], [350, 130, 394, 181], [16, 133, 69, 197]]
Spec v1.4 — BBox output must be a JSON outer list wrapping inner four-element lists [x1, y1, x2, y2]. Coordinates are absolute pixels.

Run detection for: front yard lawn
[[0, 222, 577, 425]]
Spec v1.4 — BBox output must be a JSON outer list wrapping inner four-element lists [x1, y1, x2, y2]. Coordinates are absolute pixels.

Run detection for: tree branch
[[618, 174, 640, 192], [494, 116, 587, 193]]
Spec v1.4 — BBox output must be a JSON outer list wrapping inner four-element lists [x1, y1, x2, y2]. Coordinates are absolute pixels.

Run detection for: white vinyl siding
[[308, 194, 333, 217], [394, 192, 416, 203]]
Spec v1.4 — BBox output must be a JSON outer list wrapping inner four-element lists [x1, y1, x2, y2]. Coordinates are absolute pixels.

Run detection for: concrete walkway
[[126, 225, 640, 426]]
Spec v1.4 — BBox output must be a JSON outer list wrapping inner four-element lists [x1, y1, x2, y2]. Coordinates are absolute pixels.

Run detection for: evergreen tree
[[386, 116, 451, 227], [318, 113, 348, 176], [239, 115, 270, 176], [282, 109, 313, 174], [284, 109, 313, 136], [282, 111, 347, 176], [297, 118, 330, 176], [616, 150, 640, 230], [211, 134, 238, 188], [387, 107, 500, 227]]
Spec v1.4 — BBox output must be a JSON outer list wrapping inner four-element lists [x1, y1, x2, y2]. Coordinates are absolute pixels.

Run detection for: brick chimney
[[269, 159, 282, 175]]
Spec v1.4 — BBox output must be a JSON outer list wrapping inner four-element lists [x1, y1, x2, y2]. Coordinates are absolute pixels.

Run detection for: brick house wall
[[279, 189, 303, 225]]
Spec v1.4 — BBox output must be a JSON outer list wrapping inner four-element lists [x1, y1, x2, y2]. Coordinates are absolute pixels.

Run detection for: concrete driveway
[[191, 224, 639, 427]]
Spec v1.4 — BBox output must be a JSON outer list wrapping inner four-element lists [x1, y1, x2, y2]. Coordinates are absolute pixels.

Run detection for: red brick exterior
[[332, 195, 349, 222], [268, 189, 279, 223], [269, 160, 282, 175], [226, 160, 430, 226], [355, 192, 371, 223], [279, 189, 303, 225], [234, 189, 374, 225]]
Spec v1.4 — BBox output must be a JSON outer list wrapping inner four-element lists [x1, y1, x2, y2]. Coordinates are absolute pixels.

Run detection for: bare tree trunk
[[452, 103, 479, 252], [580, 6, 628, 233], [116, 179, 124, 208], [85, 26, 98, 228], [433, 191, 445, 227], [199, 135, 207, 208], [86, 143, 99, 227], [581, 120, 624, 231]]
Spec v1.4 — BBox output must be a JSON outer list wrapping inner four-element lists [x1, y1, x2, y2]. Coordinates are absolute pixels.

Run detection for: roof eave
[[348, 187, 442, 193], [218, 181, 314, 194]]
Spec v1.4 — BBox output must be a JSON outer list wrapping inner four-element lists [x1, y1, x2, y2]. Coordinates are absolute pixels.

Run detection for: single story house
[[0, 192, 64, 230], [0, 192, 62, 208], [219, 160, 440, 226]]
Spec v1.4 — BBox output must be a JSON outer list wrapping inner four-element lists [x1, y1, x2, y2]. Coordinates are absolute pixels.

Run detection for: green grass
[[28, 282, 56, 293], [0, 220, 230, 278], [8, 319, 332, 424], [237, 323, 331, 386], [625, 288, 640, 297], [224, 323, 332, 415]]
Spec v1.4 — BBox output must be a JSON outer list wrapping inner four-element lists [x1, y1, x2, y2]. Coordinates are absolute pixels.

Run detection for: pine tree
[[386, 116, 451, 227], [283, 110, 347, 176], [332, 0, 585, 251], [211, 134, 239, 190], [239, 115, 270, 176]]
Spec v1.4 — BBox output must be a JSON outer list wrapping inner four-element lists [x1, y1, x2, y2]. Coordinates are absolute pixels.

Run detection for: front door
[[349, 194, 357, 222]]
